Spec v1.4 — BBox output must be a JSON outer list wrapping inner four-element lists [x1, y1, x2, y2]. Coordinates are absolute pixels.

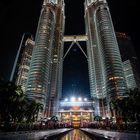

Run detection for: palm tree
[[0, 82, 21, 120], [25, 100, 43, 123], [0, 81, 24, 131], [127, 88, 140, 122], [0, 80, 45, 131], [94, 115, 102, 122], [110, 88, 140, 130]]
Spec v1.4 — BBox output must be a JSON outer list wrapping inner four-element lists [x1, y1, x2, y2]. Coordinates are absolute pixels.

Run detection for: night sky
[[0, 0, 139, 97]]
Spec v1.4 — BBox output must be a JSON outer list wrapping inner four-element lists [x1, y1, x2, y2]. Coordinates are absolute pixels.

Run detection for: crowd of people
[[0, 116, 139, 132]]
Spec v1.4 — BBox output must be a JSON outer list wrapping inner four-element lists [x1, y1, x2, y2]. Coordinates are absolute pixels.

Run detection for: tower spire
[[85, 0, 107, 6], [43, 0, 63, 5]]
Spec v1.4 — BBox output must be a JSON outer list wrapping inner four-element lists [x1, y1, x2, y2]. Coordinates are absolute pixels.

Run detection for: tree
[[94, 115, 102, 122], [0, 81, 23, 122], [25, 100, 43, 123], [110, 88, 140, 129], [0, 80, 44, 131]]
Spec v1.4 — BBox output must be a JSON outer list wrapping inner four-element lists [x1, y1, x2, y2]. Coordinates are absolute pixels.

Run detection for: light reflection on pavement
[[59, 129, 94, 140], [81, 128, 140, 140], [0, 129, 72, 140]]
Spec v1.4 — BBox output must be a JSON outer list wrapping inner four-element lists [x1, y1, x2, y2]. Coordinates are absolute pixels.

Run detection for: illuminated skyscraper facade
[[23, 0, 127, 119], [48, 0, 65, 116], [26, 0, 65, 116], [16, 38, 34, 92], [116, 32, 140, 89], [85, 0, 127, 116], [123, 60, 138, 90]]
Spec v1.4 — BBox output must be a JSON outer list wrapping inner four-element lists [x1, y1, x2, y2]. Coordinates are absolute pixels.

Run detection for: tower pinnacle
[[43, 0, 63, 5], [85, 0, 107, 6]]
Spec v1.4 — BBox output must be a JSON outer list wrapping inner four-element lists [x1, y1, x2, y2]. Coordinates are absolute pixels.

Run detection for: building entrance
[[71, 112, 81, 127], [59, 98, 94, 127]]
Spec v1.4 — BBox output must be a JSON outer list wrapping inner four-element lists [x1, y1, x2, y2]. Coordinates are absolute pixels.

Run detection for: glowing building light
[[71, 97, 76, 102], [84, 98, 87, 101], [64, 98, 68, 101], [78, 97, 82, 101]]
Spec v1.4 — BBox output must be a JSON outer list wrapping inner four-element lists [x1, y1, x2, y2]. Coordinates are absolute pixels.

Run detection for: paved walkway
[[81, 128, 140, 140], [0, 128, 72, 140]]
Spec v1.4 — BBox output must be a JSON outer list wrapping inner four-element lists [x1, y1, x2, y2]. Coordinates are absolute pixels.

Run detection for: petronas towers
[[21, 0, 127, 117]]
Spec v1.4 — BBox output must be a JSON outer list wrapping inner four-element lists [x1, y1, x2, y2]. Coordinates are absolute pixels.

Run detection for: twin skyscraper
[[15, 0, 127, 118]]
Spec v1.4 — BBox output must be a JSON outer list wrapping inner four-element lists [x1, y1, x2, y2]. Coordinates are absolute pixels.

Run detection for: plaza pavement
[[81, 128, 140, 140], [0, 128, 72, 140]]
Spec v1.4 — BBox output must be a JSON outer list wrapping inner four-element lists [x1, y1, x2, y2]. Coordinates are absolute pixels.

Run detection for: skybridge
[[63, 35, 88, 59], [63, 35, 88, 42]]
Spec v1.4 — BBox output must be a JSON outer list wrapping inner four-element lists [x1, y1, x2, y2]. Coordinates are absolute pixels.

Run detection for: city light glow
[[64, 98, 68, 101], [84, 98, 87, 101], [78, 97, 82, 101], [64, 97, 88, 102], [71, 97, 76, 102]]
